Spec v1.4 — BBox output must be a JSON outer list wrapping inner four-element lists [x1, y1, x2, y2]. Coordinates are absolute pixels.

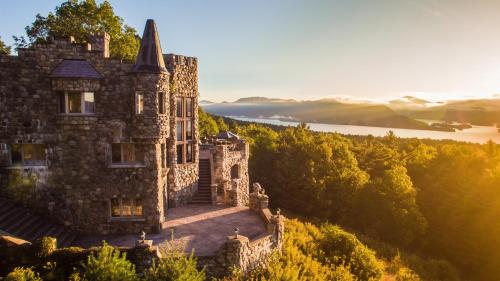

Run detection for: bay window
[[176, 97, 194, 164]]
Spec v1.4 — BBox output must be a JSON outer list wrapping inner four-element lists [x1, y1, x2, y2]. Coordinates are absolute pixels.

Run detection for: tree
[[143, 251, 205, 281], [14, 0, 139, 61], [198, 108, 219, 137], [0, 36, 11, 55], [78, 242, 137, 281], [355, 165, 427, 247]]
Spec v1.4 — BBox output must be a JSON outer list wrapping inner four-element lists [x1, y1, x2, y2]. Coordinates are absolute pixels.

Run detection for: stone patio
[[73, 204, 268, 256]]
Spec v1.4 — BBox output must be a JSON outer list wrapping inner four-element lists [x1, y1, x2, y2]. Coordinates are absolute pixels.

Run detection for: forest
[[200, 109, 500, 281]]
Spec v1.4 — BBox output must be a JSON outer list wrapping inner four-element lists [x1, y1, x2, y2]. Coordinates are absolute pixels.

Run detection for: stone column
[[224, 234, 249, 273], [211, 183, 218, 205]]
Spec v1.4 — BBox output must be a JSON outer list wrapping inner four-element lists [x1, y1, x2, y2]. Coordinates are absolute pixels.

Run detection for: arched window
[[231, 164, 240, 179]]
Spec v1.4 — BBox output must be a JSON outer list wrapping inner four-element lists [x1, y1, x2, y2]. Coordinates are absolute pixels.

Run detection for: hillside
[[395, 98, 500, 126], [202, 97, 442, 130]]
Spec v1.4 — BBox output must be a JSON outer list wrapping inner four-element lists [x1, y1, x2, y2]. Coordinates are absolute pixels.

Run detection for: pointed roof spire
[[133, 19, 168, 73]]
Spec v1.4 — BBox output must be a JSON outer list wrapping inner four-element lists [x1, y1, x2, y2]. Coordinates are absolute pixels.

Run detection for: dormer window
[[59, 92, 95, 114]]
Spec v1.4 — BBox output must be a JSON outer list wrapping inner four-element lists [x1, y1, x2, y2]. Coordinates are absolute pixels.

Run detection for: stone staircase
[[0, 198, 78, 247], [190, 159, 212, 204]]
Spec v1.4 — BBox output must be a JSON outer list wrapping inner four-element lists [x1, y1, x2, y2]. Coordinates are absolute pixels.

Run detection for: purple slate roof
[[50, 59, 102, 79]]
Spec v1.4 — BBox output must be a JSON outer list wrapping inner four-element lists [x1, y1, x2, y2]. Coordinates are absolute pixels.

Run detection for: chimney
[[133, 19, 168, 73]]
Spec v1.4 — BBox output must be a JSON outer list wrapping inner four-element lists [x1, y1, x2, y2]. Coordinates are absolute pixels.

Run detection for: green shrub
[[320, 224, 384, 281], [143, 250, 204, 281], [77, 242, 137, 281], [4, 267, 42, 281], [32, 237, 57, 259]]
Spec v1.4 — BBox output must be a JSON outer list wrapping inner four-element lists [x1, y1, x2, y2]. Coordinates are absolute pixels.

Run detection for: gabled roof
[[133, 19, 168, 73], [217, 131, 240, 140], [50, 59, 102, 79]]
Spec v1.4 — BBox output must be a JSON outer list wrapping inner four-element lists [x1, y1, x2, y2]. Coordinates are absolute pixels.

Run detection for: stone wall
[[197, 183, 284, 278], [0, 33, 200, 235], [205, 141, 249, 206], [164, 54, 199, 208]]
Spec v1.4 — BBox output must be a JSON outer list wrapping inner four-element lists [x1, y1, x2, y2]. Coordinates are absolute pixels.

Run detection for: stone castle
[[0, 19, 251, 235]]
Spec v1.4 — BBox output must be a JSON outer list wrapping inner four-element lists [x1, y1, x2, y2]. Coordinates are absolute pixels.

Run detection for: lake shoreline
[[227, 116, 500, 144]]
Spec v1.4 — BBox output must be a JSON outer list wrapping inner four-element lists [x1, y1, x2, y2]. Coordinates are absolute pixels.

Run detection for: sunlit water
[[229, 116, 500, 144]]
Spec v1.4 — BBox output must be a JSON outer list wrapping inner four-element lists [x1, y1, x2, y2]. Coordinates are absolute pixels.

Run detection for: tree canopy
[[0, 37, 11, 55], [14, 0, 140, 61]]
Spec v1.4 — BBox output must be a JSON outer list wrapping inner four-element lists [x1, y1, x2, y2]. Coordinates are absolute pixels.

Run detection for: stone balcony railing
[[198, 183, 284, 277]]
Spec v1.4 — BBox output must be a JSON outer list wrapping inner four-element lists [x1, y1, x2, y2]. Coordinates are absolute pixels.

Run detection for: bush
[[32, 237, 57, 259], [77, 242, 137, 281], [320, 224, 384, 281], [5, 267, 42, 281], [143, 251, 204, 281]]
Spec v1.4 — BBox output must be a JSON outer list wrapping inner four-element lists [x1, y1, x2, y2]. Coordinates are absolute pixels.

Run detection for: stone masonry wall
[[210, 142, 249, 206], [164, 54, 199, 207], [0, 34, 181, 235], [197, 183, 284, 278]]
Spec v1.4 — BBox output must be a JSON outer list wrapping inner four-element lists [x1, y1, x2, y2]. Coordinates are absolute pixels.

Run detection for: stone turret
[[133, 19, 168, 73]]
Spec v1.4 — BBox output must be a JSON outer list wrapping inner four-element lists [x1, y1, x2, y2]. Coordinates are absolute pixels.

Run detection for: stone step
[[0, 198, 78, 247]]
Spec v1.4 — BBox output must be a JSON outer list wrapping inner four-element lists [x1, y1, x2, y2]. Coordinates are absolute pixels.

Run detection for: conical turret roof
[[133, 19, 168, 73]]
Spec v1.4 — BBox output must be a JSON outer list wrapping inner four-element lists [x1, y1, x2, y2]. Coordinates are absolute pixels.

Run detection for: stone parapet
[[199, 183, 284, 278]]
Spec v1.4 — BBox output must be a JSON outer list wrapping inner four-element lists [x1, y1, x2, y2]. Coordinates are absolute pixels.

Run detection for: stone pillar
[[130, 240, 161, 276], [211, 183, 218, 205], [270, 214, 285, 251], [224, 235, 249, 272]]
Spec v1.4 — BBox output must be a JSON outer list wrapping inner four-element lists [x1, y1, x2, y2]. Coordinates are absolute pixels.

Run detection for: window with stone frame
[[135, 92, 144, 114], [59, 91, 95, 114], [10, 143, 46, 166], [158, 92, 166, 114], [110, 198, 143, 217], [176, 97, 194, 164], [111, 143, 145, 165]]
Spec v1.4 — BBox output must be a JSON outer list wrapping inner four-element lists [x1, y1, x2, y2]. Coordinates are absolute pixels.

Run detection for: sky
[[2, 0, 500, 102]]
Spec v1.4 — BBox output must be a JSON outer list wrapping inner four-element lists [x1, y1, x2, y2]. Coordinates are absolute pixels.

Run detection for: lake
[[229, 116, 500, 144]]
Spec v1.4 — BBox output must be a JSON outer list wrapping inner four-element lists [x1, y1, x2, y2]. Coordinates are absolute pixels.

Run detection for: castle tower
[[131, 19, 171, 228]]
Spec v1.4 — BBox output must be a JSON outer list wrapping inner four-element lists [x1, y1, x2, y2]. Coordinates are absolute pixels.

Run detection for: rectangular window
[[186, 119, 193, 140], [10, 144, 46, 166], [175, 96, 195, 164], [161, 143, 166, 168], [176, 121, 183, 141], [83, 92, 95, 113], [186, 143, 193, 163], [186, 98, 193, 117], [67, 92, 82, 113], [59, 92, 95, 114], [59, 92, 65, 113], [176, 97, 183, 117], [158, 92, 165, 114], [176, 144, 183, 164], [110, 198, 143, 218], [136, 92, 144, 114], [111, 143, 143, 164]]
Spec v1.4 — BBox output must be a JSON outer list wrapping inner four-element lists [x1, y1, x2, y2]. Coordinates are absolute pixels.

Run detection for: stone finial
[[234, 227, 239, 238], [140, 230, 146, 242]]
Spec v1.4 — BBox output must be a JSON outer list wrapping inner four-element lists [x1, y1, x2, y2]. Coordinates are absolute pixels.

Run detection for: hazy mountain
[[399, 98, 500, 126], [202, 97, 440, 130], [199, 100, 215, 105]]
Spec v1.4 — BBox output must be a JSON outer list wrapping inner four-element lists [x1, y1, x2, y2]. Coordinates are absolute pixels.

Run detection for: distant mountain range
[[201, 96, 500, 130]]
